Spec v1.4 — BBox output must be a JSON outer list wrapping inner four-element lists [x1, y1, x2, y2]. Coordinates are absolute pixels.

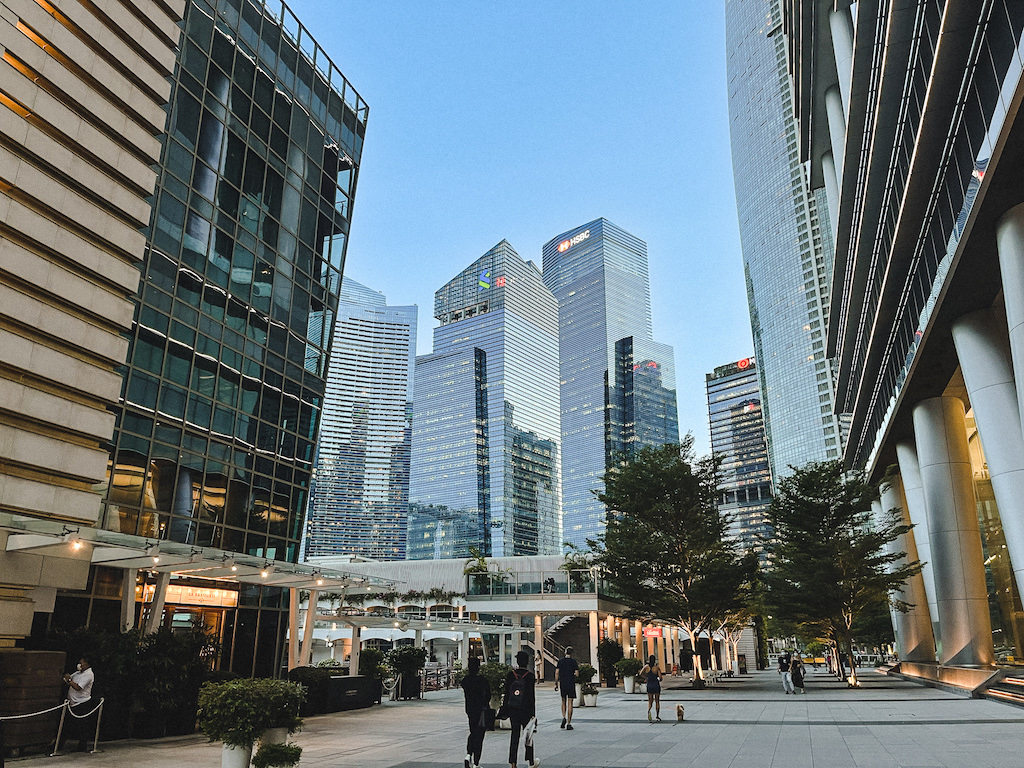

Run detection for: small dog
[[676, 705, 685, 722]]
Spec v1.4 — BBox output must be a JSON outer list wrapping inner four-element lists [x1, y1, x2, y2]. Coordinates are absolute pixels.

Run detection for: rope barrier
[[0, 702, 67, 721], [66, 698, 105, 719]]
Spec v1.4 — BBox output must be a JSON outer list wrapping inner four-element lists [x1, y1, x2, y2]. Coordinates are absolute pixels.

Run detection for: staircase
[[983, 675, 1024, 706]]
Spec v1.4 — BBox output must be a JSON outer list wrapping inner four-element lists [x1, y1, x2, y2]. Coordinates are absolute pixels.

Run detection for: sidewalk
[[21, 668, 1024, 768]]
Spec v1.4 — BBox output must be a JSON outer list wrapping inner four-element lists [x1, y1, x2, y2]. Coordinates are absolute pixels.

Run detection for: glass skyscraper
[[408, 241, 561, 559], [304, 279, 416, 560], [96, 0, 366, 674], [725, 0, 841, 477], [706, 358, 772, 561], [542, 219, 679, 548]]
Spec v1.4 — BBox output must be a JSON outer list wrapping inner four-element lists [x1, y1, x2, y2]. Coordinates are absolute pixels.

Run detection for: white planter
[[261, 727, 288, 746], [583, 693, 598, 707], [221, 743, 252, 768], [639, 682, 647, 694], [623, 676, 636, 694], [574, 682, 583, 707]]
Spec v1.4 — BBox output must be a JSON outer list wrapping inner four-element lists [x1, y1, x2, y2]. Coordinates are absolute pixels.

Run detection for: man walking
[[554, 646, 579, 730], [503, 650, 539, 768], [461, 656, 490, 768], [778, 651, 795, 694]]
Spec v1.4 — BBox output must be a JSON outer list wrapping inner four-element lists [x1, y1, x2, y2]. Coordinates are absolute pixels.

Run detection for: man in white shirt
[[61, 656, 95, 752]]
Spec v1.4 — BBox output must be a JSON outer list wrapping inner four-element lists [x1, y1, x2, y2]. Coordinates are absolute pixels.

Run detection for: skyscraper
[[706, 358, 772, 561], [408, 241, 561, 559], [305, 279, 416, 561], [542, 219, 679, 548], [725, 0, 842, 478]]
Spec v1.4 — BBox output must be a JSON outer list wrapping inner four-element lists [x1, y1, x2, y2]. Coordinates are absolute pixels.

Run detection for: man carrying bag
[[461, 656, 491, 768], [501, 650, 539, 768]]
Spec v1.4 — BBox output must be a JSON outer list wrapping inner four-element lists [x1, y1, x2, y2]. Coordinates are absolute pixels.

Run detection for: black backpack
[[507, 669, 529, 711]]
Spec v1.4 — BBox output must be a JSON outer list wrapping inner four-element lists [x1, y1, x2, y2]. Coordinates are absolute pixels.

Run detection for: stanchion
[[50, 703, 67, 757], [90, 700, 104, 753]]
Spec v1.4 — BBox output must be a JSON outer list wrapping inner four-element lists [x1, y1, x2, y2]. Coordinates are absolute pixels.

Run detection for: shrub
[[614, 658, 644, 677], [385, 645, 428, 678], [578, 663, 597, 684], [198, 679, 272, 748], [252, 742, 302, 768], [358, 647, 386, 678], [478, 661, 511, 699], [598, 639, 624, 685], [287, 666, 332, 716]]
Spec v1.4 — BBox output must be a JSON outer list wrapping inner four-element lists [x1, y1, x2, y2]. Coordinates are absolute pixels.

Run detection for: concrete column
[[588, 611, 600, 680], [999, 205, 1024, 439], [659, 630, 669, 670], [299, 589, 319, 667], [952, 307, 1024, 596], [145, 572, 170, 634], [460, 632, 470, 665], [822, 151, 840, 239], [288, 588, 299, 670], [605, 614, 615, 643], [618, 618, 629, 658], [414, 628, 423, 648], [825, 85, 846, 187], [634, 619, 642, 659], [879, 478, 936, 662], [120, 569, 137, 632], [829, 6, 854, 119], [913, 397, 995, 666], [534, 614, 544, 679], [669, 628, 678, 671], [349, 624, 361, 677], [895, 440, 940, 646], [512, 614, 522, 653]]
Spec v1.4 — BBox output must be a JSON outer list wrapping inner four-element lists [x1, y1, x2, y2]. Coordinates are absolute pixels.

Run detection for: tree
[[764, 460, 922, 686], [593, 439, 753, 684]]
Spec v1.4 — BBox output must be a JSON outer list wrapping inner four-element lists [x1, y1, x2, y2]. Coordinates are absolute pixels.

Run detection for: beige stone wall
[[0, 0, 183, 535]]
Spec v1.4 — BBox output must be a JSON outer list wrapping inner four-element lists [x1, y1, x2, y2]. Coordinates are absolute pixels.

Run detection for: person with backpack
[[461, 656, 491, 768], [778, 651, 795, 694], [502, 650, 539, 768]]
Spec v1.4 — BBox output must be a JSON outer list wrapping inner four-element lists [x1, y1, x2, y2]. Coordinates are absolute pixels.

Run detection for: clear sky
[[289, 0, 753, 454]]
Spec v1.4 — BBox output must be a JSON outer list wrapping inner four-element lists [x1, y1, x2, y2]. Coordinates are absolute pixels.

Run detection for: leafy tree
[[593, 439, 753, 683], [764, 460, 921, 686]]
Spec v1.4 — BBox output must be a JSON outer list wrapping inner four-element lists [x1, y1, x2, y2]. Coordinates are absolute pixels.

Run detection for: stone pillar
[[895, 440, 940, 649], [349, 624, 361, 677], [825, 85, 846, 187], [588, 611, 600, 680], [913, 397, 995, 666], [879, 478, 936, 662], [619, 618, 629, 657], [120, 569, 137, 632], [952, 307, 1024, 596], [829, 6, 854, 118], [634, 619, 643, 659]]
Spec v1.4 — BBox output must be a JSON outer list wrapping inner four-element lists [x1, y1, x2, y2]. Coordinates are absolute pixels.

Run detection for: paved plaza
[[24, 668, 1024, 768]]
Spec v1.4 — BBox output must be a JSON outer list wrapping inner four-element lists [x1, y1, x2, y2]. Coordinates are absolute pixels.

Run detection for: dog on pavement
[[676, 705, 685, 721]]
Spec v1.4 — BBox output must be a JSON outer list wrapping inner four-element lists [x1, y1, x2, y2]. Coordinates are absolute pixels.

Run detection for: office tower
[[88, 0, 366, 674], [305, 278, 416, 560], [706, 358, 772, 560], [542, 219, 679, 548], [725, 0, 842, 479], [408, 241, 561, 559], [783, 0, 1024, 670], [0, 0, 184, 641]]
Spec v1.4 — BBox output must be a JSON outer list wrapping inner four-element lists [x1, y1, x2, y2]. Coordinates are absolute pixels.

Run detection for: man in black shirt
[[554, 646, 579, 730], [503, 650, 538, 768], [461, 656, 491, 768]]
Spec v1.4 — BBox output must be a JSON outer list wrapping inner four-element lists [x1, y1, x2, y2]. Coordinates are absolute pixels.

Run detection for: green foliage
[[252, 742, 302, 768], [463, 547, 489, 574], [478, 661, 511, 696], [764, 460, 922, 685], [593, 440, 754, 679], [577, 663, 597, 684], [358, 647, 386, 678], [316, 658, 342, 668], [581, 683, 599, 695], [197, 678, 302, 748], [614, 657, 644, 677], [597, 638, 624, 683], [385, 645, 428, 677]]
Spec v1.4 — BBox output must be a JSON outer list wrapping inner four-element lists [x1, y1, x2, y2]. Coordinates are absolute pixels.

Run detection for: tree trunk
[[843, 632, 858, 687], [686, 629, 704, 680]]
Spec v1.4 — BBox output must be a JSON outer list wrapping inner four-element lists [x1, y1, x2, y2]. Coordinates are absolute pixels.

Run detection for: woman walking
[[639, 655, 662, 722], [791, 654, 806, 694]]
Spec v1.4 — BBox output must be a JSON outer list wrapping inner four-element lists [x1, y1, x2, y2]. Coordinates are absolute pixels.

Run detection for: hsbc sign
[[557, 229, 591, 252]]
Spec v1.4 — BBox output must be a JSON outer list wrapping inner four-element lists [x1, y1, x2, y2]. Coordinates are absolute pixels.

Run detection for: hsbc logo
[[557, 229, 591, 252]]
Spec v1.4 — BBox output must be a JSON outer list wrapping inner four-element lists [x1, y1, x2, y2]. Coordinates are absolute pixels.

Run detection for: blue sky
[[289, 0, 753, 454]]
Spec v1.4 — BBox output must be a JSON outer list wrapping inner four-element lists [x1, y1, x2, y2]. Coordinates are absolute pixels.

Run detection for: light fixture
[[312, 571, 324, 586], [425, 622, 431, 628], [61, 526, 84, 551], [261, 561, 272, 578], [145, 542, 160, 564]]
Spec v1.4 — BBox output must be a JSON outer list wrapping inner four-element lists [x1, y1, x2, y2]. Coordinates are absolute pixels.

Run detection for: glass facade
[[706, 358, 773, 562], [408, 241, 561, 559], [542, 219, 679, 548], [94, 0, 366, 672], [725, 0, 841, 477], [304, 279, 416, 560]]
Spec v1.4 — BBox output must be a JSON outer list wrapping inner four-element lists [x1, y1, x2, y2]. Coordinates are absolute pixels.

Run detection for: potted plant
[[252, 742, 302, 768], [198, 679, 278, 768], [478, 661, 511, 729], [258, 679, 304, 745], [581, 681, 599, 707], [385, 645, 428, 700], [577, 663, 597, 706], [615, 658, 644, 694]]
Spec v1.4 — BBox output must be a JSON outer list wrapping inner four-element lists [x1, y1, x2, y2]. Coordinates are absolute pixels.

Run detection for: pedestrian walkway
[[21, 668, 1024, 768]]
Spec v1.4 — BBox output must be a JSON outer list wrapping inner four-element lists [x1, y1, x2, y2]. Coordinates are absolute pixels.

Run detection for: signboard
[[144, 584, 239, 607], [557, 229, 591, 252], [643, 627, 663, 638]]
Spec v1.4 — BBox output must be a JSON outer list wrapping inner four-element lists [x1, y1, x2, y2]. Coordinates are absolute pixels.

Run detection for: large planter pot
[[261, 727, 288, 746], [221, 744, 253, 768], [397, 674, 422, 700], [638, 682, 647, 694], [574, 683, 583, 708], [623, 676, 636, 694], [583, 693, 598, 707]]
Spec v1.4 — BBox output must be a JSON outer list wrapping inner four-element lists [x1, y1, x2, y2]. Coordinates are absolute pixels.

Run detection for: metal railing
[[466, 570, 609, 597]]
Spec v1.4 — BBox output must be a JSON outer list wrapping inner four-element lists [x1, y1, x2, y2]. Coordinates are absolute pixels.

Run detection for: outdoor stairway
[[984, 675, 1024, 707]]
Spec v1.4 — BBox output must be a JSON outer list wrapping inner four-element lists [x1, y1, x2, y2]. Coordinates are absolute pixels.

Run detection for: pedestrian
[[502, 650, 539, 768], [461, 656, 490, 768], [60, 655, 95, 753], [639, 655, 662, 722], [777, 651, 795, 694], [554, 646, 579, 731], [791, 654, 806, 694]]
